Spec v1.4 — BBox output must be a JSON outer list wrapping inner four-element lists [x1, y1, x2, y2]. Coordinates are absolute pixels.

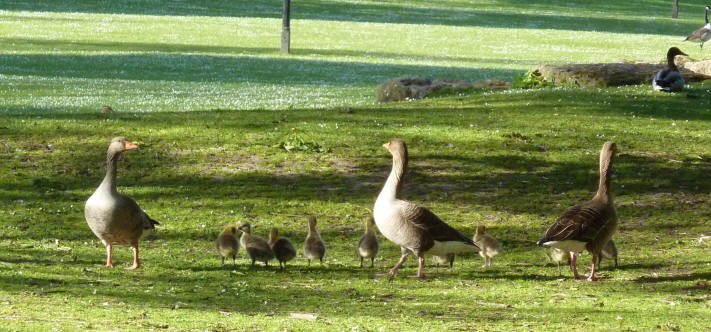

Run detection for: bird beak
[[382, 142, 390, 150], [124, 141, 138, 150]]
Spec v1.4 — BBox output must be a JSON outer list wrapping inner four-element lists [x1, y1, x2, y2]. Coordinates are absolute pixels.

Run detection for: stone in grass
[[376, 77, 511, 103], [534, 57, 711, 88]]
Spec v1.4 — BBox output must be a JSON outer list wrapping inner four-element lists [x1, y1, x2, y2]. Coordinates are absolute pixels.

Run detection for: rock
[[376, 77, 510, 102], [535, 57, 711, 88]]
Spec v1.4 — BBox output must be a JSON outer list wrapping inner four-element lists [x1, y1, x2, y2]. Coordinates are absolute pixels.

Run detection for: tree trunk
[[281, 0, 291, 53], [672, 0, 679, 18]]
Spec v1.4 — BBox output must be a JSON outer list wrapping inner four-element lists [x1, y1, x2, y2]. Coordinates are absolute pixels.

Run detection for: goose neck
[[377, 151, 407, 203], [98, 152, 120, 194], [595, 153, 614, 201]]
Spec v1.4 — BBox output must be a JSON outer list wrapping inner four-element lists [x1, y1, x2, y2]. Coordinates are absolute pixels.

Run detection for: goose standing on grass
[[238, 222, 274, 267], [597, 239, 618, 270], [537, 142, 618, 281], [652, 47, 688, 92], [216, 226, 239, 267], [269, 228, 296, 269], [303, 216, 326, 266], [357, 216, 380, 268], [373, 139, 479, 278], [85, 137, 159, 270], [473, 225, 502, 268], [685, 6, 711, 48]]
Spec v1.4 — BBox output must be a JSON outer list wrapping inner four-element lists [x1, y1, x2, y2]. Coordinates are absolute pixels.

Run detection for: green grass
[[3, 0, 711, 331]]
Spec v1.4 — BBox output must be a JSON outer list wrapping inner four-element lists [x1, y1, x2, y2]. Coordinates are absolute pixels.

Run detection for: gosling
[[432, 254, 455, 270], [473, 225, 502, 268], [597, 239, 618, 270], [269, 227, 296, 269], [216, 225, 239, 267], [357, 216, 380, 268], [549, 247, 571, 275], [238, 222, 275, 267], [303, 216, 326, 266]]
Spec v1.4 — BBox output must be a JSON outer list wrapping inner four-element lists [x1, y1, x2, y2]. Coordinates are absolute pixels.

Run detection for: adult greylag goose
[[598, 239, 618, 270], [373, 139, 479, 278], [303, 216, 326, 266], [473, 225, 502, 268], [537, 141, 618, 281], [652, 47, 687, 92], [238, 222, 274, 267], [269, 227, 296, 269], [357, 216, 380, 268], [685, 6, 711, 48], [85, 137, 159, 270], [216, 225, 239, 267]]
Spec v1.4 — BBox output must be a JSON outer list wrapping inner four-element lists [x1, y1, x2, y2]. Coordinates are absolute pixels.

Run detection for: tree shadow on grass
[[0, 53, 522, 85], [0, 0, 698, 35]]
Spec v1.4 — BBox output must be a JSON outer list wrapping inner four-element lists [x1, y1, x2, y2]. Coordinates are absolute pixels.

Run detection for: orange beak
[[124, 141, 138, 150], [382, 142, 390, 149]]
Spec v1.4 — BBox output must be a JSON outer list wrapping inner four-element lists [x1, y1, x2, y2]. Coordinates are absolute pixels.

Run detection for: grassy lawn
[[3, 0, 711, 331]]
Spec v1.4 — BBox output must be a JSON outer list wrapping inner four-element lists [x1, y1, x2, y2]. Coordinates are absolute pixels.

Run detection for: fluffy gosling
[[303, 216, 326, 266], [238, 222, 274, 267], [269, 227, 296, 269], [216, 225, 239, 267], [357, 216, 380, 268], [473, 225, 502, 268]]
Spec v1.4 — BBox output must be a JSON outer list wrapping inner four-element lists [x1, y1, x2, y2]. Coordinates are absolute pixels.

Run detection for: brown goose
[[238, 222, 274, 267], [473, 225, 502, 268], [357, 216, 380, 268], [598, 239, 618, 270], [303, 216, 326, 266], [216, 226, 239, 267], [373, 139, 479, 278], [85, 137, 159, 270], [537, 141, 618, 281], [269, 227, 296, 269]]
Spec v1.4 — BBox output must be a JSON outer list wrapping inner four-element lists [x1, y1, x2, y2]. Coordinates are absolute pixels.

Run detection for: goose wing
[[538, 202, 611, 244], [403, 202, 476, 246], [686, 27, 710, 41]]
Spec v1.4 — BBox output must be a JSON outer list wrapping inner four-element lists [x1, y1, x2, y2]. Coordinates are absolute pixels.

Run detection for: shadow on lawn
[[0, 37, 543, 68], [0, 52, 521, 85], [0, 0, 697, 35]]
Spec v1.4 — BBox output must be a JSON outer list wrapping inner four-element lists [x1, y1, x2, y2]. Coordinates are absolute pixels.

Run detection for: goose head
[[108, 136, 138, 157], [308, 216, 318, 230], [269, 227, 279, 242], [476, 224, 487, 235], [238, 222, 252, 235], [365, 216, 375, 228], [228, 226, 237, 235], [667, 47, 688, 58], [383, 139, 408, 160], [601, 141, 618, 157]]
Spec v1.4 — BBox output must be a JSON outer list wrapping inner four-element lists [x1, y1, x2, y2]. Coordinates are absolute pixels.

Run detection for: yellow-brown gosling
[[549, 248, 571, 275], [269, 227, 296, 269], [373, 139, 479, 278], [473, 225, 502, 268], [238, 222, 274, 267], [85, 137, 159, 270], [357, 216, 380, 268], [432, 254, 455, 271], [598, 239, 618, 270], [537, 142, 618, 281], [303, 216, 326, 266], [216, 226, 239, 267]]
